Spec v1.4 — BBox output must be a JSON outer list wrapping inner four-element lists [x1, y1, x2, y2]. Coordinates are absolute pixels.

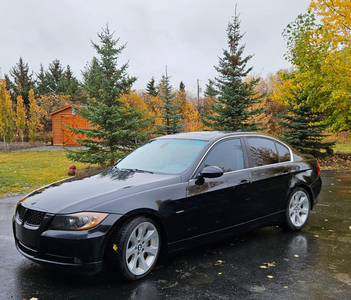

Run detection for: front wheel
[[106, 216, 161, 280], [280, 187, 311, 231]]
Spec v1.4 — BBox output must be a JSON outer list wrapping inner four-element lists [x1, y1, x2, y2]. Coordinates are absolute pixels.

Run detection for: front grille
[[17, 205, 27, 222], [26, 210, 46, 226], [16, 204, 46, 227]]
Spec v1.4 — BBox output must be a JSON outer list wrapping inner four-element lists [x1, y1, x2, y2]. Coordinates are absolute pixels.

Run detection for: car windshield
[[116, 139, 207, 174]]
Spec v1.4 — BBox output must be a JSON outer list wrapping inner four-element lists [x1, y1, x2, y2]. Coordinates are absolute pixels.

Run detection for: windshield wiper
[[120, 168, 153, 174]]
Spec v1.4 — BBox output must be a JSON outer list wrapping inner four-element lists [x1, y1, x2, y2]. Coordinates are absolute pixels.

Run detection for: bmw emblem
[[31, 199, 39, 205]]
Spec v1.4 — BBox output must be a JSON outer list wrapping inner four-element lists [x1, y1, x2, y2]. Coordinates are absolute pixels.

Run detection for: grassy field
[[333, 143, 351, 153], [0, 151, 99, 197]]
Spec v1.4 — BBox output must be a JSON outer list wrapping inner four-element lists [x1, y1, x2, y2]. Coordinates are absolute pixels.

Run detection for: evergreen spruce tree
[[36, 64, 50, 95], [66, 25, 150, 166], [146, 77, 158, 97], [179, 81, 185, 92], [200, 80, 217, 115], [57, 65, 80, 98], [202, 12, 264, 131], [6, 57, 35, 108], [277, 89, 334, 156], [36, 61, 80, 98], [156, 71, 184, 135], [176, 81, 187, 117], [45, 59, 64, 94]]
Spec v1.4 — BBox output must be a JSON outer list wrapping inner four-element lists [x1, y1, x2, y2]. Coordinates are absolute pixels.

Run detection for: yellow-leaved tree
[[0, 79, 15, 149], [37, 94, 72, 132], [145, 95, 163, 135], [175, 87, 202, 132], [247, 72, 286, 135], [120, 91, 153, 135], [28, 89, 41, 142], [16, 95, 26, 143], [309, 0, 351, 46], [283, 9, 351, 131]]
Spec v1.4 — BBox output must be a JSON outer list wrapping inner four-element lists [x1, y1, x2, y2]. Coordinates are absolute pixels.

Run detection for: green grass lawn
[[0, 151, 99, 197], [333, 143, 351, 153]]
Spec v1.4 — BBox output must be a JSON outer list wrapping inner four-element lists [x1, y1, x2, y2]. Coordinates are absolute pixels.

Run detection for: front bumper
[[13, 207, 122, 275]]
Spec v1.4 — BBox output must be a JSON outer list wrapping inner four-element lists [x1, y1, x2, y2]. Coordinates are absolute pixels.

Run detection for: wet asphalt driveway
[[1, 170, 350, 300]]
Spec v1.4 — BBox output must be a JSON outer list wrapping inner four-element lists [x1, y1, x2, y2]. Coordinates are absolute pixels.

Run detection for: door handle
[[238, 179, 251, 185]]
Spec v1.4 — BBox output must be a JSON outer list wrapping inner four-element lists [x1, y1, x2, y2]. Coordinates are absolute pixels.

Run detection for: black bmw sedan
[[13, 131, 322, 280]]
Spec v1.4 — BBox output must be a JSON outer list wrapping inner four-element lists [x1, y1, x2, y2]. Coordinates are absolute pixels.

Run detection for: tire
[[280, 187, 311, 231], [106, 216, 161, 281]]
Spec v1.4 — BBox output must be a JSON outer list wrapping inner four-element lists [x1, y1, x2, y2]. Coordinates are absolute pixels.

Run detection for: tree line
[[1, 0, 349, 165]]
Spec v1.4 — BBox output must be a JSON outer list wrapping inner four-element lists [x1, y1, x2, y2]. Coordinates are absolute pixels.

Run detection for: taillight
[[316, 161, 321, 175]]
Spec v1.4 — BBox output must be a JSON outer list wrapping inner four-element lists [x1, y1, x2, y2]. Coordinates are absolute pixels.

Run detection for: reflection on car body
[[13, 131, 322, 280]]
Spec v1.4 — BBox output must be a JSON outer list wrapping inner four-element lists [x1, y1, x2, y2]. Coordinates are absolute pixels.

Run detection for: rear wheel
[[281, 187, 311, 231], [106, 216, 160, 280]]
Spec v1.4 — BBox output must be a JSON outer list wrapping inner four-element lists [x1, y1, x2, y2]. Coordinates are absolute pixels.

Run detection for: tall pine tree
[[156, 71, 184, 135], [277, 88, 334, 156], [202, 11, 264, 131], [66, 25, 150, 166], [146, 77, 158, 97], [179, 81, 185, 92], [36, 62, 80, 98], [45, 59, 64, 94], [5, 57, 35, 108], [36, 64, 50, 95]]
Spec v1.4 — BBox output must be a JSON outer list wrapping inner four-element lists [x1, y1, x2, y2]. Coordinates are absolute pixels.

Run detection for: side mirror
[[200, 166, 223, 178], [195, 166, 223, 186]]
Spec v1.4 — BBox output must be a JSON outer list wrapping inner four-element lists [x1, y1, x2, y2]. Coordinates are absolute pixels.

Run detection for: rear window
[[276, 142, 291, 162]]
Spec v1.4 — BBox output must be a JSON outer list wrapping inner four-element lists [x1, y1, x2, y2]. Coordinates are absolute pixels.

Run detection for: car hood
[[19, 168, 180, 214]]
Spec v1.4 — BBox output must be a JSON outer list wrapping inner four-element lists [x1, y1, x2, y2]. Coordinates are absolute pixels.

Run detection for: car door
[[185, 138, 252, 239], [245, 137, 293, 221]]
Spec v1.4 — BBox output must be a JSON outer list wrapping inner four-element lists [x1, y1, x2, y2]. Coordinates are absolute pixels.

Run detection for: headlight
[[51, 212, 108, 230]]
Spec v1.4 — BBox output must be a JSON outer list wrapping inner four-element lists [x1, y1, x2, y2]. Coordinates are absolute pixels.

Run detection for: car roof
[[155, 131, 269, 142]]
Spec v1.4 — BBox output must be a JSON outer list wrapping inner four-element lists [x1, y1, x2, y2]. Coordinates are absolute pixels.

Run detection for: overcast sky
[[0, 0, 310, 96]]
